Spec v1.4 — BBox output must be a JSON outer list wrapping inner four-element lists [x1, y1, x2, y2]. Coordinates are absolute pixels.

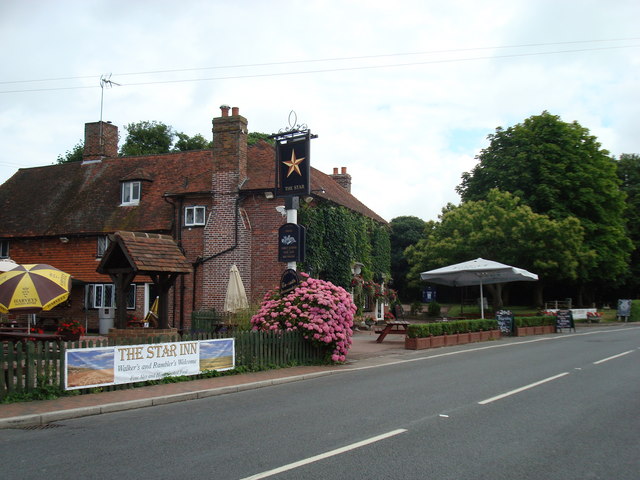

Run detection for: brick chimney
[[330, 166, 352, 193], [212, 105, 248, 179], [83, 121, 118, 162]]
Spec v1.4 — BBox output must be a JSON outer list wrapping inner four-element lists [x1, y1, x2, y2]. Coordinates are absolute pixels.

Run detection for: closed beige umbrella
[[223, 264, 249, 313]]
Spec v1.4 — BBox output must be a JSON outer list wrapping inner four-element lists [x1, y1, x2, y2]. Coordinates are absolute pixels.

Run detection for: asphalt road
[[1, 325, 638, 479]]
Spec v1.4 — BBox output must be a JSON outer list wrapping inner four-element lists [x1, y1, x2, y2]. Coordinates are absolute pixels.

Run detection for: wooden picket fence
[[0, 330, 324, 400]]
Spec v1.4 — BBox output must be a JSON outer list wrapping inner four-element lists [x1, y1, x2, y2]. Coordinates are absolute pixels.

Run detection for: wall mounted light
[[264, 191, 274, 199], [59, 237, 69, 243]]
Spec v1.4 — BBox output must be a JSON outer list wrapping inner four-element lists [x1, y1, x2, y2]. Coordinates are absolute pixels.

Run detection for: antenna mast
[[99, 74, 120, 154]]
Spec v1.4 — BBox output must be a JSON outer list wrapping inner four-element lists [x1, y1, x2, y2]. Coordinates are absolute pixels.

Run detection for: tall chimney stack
[[330, 166, 352, 193], [83, 121, 118, 162]]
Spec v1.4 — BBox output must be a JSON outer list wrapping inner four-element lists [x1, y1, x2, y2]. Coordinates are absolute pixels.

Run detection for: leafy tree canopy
[[616, 153, 640, 293], [390, 216, 427, 301], [405, 190, 590, 307], [120, 121, 175, 156], [456, 111, 630, 285], [56, 140, 84, 164]]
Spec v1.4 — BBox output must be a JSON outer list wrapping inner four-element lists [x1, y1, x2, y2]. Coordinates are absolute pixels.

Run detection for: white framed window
[[97, 236, 110, 258], [86, 284, 136, 309], [185, 206, 206, 226], [0, 240, 8, 258], [121, 181, 141, 205]]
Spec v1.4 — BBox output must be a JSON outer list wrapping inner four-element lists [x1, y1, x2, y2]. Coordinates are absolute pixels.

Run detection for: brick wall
[[243, 193, 286, 303]]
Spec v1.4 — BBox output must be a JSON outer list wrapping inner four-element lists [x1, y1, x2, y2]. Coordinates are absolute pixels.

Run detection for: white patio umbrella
[[223, 264, 249, 313], [0, 258, 18, 272], [420, 258, 538, 318]]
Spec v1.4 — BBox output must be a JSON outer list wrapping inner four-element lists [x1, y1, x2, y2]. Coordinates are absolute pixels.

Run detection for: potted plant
[[56, 319, 85, 341]]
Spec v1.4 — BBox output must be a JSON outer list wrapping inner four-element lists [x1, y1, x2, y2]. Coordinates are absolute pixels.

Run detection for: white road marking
[[478, 372, 570, 405], [239, 429, 408, 480], [593, 350, 634, 365]]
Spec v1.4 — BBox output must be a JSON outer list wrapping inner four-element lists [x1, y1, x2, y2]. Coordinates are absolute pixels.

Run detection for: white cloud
[[1, 0, 639, 222]]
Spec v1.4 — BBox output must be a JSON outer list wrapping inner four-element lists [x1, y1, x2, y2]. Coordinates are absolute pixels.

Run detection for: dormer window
[[97, 236, 110, 258], [121, 181, 141, 205], [185, 206, 206, 226]]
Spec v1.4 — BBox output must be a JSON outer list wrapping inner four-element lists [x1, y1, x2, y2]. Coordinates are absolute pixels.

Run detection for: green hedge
[[514, 315, 556, 328], [630, 300, 640, 322], [407, 319, 498, 338]]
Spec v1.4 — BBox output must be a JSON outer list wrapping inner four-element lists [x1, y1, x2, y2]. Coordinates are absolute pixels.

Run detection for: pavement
[[0, 329, 410, 429]]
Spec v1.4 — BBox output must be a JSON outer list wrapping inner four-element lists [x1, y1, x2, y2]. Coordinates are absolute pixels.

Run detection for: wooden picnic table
[[375, 321, 410, 343], [0, 331, 63, 343]]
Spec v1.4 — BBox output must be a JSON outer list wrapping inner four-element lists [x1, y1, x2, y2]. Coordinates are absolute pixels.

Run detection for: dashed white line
[[240, 428, 408, 479], [478, 372, 570, 405], [593, 350, 634, 364]]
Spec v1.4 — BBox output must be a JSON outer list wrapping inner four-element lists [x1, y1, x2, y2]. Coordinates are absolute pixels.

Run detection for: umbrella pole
[[480, 280, 485, 319]]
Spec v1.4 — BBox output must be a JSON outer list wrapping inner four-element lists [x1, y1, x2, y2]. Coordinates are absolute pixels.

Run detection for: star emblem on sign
[[283, 149, 305, 177]]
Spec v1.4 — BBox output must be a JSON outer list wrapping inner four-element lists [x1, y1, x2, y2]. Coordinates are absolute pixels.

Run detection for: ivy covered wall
[[298, 203, 391, 289]]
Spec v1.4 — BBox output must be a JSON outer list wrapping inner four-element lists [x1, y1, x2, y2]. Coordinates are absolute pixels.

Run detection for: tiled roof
[[0, 150, 213, 237], [98, 231, 192, 275], [0, 142, 385, 238]]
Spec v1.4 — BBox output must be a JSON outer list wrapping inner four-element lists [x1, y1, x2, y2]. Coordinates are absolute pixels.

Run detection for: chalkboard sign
[[617, 299, 632, 318], [556, 309, 575, 331], [495, 310, 514, 336]]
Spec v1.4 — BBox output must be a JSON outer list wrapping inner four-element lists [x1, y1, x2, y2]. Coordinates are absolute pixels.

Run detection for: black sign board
[[495, 310, 514, 336], [556, 309, 575, 331], [280, 269, 300, 294], [617, 299, 632, 318], [275, 134, 311, 197], [278, 223, 306, 263]]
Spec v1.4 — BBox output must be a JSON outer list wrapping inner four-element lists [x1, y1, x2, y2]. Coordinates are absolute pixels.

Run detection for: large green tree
[[406, 190, 589, 308], [390, 216, 427, 302], [457, 112, 631, 302], [617, 153, 640, 295], [120, 121, 175, 156]]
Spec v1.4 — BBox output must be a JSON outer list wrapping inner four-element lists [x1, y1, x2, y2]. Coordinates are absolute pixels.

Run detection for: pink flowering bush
[[251, 273, 356, 362]]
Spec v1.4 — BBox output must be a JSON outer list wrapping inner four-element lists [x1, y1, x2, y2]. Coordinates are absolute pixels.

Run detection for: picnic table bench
[[375, 321, 410, 343], [0, 331, 63, 343]]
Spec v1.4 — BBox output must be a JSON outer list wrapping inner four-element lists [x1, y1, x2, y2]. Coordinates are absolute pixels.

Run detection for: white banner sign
[[65, 338, 235, 390]]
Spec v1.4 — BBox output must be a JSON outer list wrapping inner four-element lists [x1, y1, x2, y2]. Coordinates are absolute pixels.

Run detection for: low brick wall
[[108, 328, 179, 340]]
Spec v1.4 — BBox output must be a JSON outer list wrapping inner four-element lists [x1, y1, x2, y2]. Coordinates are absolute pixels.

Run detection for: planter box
[[489, 329, 501, 340], [405, 337, 431, 350], [544, 325, 555, 334], [516, 326, 533, 336], [445, 334, 458, 346], [404, 329, 504, 351], [533, 326, 544, 335]]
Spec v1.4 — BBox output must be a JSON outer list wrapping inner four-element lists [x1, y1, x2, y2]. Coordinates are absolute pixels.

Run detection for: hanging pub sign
[[280, 268, 300, 294], [278, 223, 306, 263], [275, 133, 311, 198]]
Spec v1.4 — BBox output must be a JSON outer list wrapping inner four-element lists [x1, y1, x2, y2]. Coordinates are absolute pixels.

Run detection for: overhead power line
[[1, 39, 639, 94]]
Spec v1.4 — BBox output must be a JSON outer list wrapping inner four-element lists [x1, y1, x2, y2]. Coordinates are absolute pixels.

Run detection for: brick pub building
[[0, 105, 386, 332]]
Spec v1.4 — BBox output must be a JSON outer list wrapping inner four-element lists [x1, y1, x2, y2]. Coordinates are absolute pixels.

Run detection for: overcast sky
[[1, 0, 639, 222]]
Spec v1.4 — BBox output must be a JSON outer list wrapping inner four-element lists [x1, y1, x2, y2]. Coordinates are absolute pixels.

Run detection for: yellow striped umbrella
[[0, 264, 72, 314]]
